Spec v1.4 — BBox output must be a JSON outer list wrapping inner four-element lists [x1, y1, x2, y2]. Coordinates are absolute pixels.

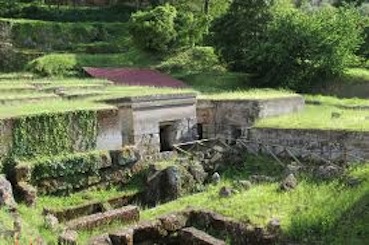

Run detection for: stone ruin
[[89, 208, 279, 245]]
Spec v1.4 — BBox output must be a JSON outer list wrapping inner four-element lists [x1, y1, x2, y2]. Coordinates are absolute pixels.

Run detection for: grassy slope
[[255, 104, 369, 131], [141, 156, 369, 244]]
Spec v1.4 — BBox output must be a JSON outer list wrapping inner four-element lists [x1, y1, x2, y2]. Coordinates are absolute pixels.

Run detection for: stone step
[[179, 227, 226, 245], [66, 205, 139, 230]]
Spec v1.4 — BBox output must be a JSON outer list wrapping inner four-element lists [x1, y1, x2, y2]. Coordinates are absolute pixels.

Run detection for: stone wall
[[106, 93, 198, 155], [197, 95, 304, 140], [0, 119, 12, 163], [96, 109, 122, 151], [14, 148, 141, 195], [247, 128, 369, 162]]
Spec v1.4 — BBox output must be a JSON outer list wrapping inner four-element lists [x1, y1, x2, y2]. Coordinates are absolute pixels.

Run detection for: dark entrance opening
[[197, 123, 203, 140], [160, 123, 174, 152]]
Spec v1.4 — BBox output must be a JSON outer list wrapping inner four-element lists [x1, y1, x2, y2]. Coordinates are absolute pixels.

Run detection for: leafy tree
[[129, 4, 208, 53], [212, 1, 364, 91], [211, 0, 274, 72]]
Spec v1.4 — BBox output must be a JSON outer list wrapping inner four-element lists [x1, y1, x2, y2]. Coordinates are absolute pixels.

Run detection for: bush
[[4, 19, 127, 51], [0, 4, 134, 22], [129, 4, 208, 53], [27, 54, 78, 76], [157, 46, 225, 73], [27, 51, 156, 76], [212, 1, 364, 91]]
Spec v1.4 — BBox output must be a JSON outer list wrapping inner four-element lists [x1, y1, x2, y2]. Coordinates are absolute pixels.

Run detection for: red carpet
[[84, 67, 187, 88]]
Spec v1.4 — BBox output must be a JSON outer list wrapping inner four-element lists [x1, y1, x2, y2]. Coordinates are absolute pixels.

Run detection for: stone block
[[14, 164, 32, 183], [109, 228, 133, 245], [17, 181, 37, 207], [132, 220, 167, 243], [179, 227, 226, 245], [58, 229, 78, 245], [66, 205, 139, 230]]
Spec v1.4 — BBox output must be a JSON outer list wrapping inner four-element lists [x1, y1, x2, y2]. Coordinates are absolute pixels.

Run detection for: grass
[[255, 105, 369, 131], [140, 155, 369, 244], [11, 185, 142, 245], [304, 94, 369, 107], [199, 89, 297, 100], [0, 100, 114, 119]]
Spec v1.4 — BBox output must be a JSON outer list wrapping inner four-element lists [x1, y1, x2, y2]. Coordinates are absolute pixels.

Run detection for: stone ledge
[[66, 205, 139, 230], [179, 226, 226, 245]]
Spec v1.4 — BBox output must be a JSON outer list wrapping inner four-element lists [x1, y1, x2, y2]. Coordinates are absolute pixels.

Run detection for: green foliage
[[157, 46, 225, 73], [20, 151, 106, 184], [0, 3, 134, 22], [212, 1, 364, 91], [27, 53, 77, 76], [3, 19, 127, 51], [129, 4, 208, 53], [27, 51, 156, 76], [11, 110, 97, 158]]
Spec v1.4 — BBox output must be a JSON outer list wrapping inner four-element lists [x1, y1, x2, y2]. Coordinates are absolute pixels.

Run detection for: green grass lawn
[[255, 105, 369, 131], [140, 156, 369, 244], [1, 185, 142, 245], [304, 94, 369, 107]]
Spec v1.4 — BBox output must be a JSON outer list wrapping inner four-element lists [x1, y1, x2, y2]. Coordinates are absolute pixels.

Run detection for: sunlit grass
[[200, 89, 297, 100], [304, 94, 369, 107], [255, 105, 369, 131], [0, 100, 114, 119]]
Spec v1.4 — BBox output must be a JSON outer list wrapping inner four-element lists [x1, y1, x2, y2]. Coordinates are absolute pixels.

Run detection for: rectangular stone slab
[[179, 227, 226, 245], [66, 205, 139, 230]]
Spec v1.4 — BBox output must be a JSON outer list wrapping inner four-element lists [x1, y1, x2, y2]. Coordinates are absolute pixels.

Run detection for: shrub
[[129, 4, 208, 53], [5, 19, 127, 51], [0, 4, 134, 22], [157, 46, 225, 73], [27, 54, 78, 76], [27, 51, 156, 76], [212, 1, 364, 91]]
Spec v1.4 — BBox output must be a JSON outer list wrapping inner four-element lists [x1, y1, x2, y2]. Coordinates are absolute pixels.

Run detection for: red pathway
[[84, 67, 188, 88]]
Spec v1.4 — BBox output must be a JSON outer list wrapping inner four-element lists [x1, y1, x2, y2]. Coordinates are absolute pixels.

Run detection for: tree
[[212, 1, 364, 91], [129, 4, 208, 53], [211, 0, 274, 72]]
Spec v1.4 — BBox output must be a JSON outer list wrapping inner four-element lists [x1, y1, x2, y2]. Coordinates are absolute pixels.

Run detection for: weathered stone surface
[[280, 174, 298, 191], [211, 172, 220, 184], [249, 174, 275, 184], [66, 205, 139, 230], [316, 164, 343, 180], [179, 227, 226, 245], [248, 128, 369, 162], [109, 228, 133, 245], [44, 213, 59, 231], [58, 229, 78, 245], [158, 213, 188, 232], [132, 220, 167, 243], [233, 180, 252, 190], [88, 233, 112, 245], [15, 164, 31, 182], [0, 175, 16, 208], [267, 218, 281, 233], [219, 186, 232, 198], [17, 181, 37, 206]]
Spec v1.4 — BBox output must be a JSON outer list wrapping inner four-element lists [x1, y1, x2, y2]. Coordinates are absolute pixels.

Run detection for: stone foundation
[[247, 128, 369, 162], [197, 96, 304, 140]]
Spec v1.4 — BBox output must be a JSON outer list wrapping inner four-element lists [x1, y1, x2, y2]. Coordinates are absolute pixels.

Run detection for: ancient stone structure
[[196, 95, 304, 140], [247, 128, 369, 162], [90, 208, 279, 245], [103, 93, 198, 155]]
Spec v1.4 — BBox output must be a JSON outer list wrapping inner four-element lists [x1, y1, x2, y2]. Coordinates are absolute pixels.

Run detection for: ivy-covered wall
[[14, 148, 140, 195], [11, 110, 97, 159]]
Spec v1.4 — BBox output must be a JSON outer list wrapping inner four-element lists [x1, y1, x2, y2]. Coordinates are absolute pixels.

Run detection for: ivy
[[11, 110, 97, 159]]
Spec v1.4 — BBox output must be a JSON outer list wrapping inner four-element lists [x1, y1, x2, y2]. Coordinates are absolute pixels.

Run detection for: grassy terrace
[[256, 105, 369, 131], [139, 157, 369, 244]]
